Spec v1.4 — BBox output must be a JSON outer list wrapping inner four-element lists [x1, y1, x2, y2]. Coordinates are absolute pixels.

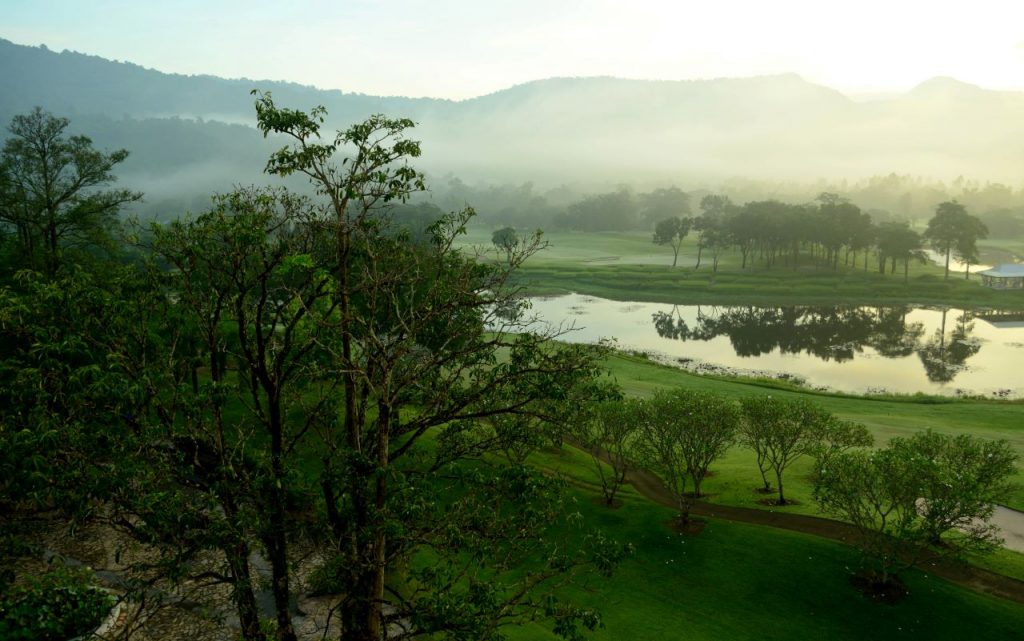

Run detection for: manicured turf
[[503, 444, 1024, 641], [601, 351, 1024, 512], [462, 227, 1024, 309]]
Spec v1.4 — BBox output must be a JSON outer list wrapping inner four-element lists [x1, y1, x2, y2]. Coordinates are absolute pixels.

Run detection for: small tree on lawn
[[741, 396, 829, 505], [633, 397, 692, 523], [739, 396, 781, 493], [814, 431, 1018, 599], [636, 389, 739, 522], [812, 417, 873, 477], [572, 398, 635, 507], [669, 389, 741, 498], [492, 226, 519, 263], [652, 216, 691, 268], [891, 430, 1018, 548]]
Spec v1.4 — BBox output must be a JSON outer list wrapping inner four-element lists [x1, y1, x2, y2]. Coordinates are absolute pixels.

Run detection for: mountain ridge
[[2, 37, 1022, 186]]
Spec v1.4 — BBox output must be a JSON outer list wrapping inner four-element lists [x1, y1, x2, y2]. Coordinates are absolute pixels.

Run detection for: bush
[[0, 565, 114, 641]]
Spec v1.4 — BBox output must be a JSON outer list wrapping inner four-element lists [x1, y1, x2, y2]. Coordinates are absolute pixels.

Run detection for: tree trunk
[[944, 246, 951, 280], [756, 454, 772, 491], [267, 399, 298, 641], [226, 542, 266, 641], [695, 244, 703, 270], [775, 468, 786, 505], [367, 401, 392, 641]]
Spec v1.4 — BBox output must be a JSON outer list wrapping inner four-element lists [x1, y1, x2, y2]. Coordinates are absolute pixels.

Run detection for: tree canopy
[[0, 107, 140, 273], [924, 200, 988, 280]]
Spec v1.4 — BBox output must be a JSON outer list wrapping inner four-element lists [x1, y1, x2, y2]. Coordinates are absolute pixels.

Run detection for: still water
[[526, 293, 1024, 397]]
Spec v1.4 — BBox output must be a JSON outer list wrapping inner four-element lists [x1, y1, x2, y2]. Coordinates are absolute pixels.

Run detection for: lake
[[526, 293, 1024, 397]]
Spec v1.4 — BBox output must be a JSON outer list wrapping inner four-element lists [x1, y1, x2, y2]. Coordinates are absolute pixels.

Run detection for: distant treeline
[[421, 175, 1024, 239]]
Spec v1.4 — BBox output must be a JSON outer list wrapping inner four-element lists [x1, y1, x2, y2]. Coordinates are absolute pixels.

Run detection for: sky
[[2, 0, 1024, 99]]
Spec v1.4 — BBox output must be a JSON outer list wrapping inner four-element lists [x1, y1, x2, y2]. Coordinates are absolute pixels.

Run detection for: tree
[[652, 216, 691, 267], [491, 225, 519, 263], [148, 187, 338, 640], [893, 430, 1018, 547], [875, 221, 926, 283], [953, 214, 989, 279], [0, 107, 141, 273], [671, 390, 740, 499], [563, 189, 638, 231], [0, 264, 261, 637], [924, 201, 986, 280], [572, 398, 635, 507], [639, 187, 690, 226], [740, 396, 829, 505], [814, 431, 1018, 599], [635, 390, 740, 522], [811, 418, 873, 477], [253, 93, 625, 641], [695, 195, 734, 271]]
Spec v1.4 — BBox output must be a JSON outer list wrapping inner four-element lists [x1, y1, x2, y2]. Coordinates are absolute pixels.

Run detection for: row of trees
[[572, 390, 1016, 597], [573, 391, 871, 520], [1, 105, 629, 641], [432, 174, 1024, 237], [652, 194, 988, 280]]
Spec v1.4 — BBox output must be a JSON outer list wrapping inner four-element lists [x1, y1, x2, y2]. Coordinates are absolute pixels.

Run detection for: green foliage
[[924, 200, 988, 279], [563, 189, 638, 232], [571, 397, 634, 506], [651, 217, 691, 267], [814, 430, 1019, 588], [740, 396, 833, 504], [0, 107, 141, 274], [634, 389, 741, 520], [243, 94, 624, 640], [492, 226, 520, 261], [0, 565, 114, 641]]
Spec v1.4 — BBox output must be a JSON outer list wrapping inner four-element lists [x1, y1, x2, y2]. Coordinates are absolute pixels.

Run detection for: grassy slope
[[602, 351, 1024, 512], [504, 445, 1024, 641]]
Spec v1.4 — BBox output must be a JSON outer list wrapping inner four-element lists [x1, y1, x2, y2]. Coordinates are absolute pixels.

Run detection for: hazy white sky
[[3, 0, 1023, 99]]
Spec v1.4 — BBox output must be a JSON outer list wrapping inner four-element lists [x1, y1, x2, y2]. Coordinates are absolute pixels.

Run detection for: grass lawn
[[461, 227, 1024, 309], [500, 444, 1024, 641], [601, 351, 1024, 512]]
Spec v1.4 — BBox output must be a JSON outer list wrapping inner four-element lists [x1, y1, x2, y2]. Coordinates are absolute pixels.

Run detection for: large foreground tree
[[252, 93, 625, 641]]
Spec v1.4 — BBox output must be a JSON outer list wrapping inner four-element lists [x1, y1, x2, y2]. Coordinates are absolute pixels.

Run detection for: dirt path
[[992, 506, 1024, 554], [581, 446, 1024, 604]]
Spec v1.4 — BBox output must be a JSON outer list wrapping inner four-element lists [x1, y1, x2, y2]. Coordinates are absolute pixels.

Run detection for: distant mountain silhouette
[[2, 37, 1022, 193]]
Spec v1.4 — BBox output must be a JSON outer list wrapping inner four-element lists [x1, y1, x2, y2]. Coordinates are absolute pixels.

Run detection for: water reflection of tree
[[651, 305, 934, 365], [916, 309, 980, 383], [867, 307, 925, 358]]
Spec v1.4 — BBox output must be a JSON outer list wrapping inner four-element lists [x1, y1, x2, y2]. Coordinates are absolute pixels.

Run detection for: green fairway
[[463, 227, 1024, 309], [600, 351, 1024, 512], [502, 444, 1024, 641]]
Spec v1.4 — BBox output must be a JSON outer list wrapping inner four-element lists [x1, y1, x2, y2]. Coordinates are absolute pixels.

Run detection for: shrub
[[0, 565, 114, 641]]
